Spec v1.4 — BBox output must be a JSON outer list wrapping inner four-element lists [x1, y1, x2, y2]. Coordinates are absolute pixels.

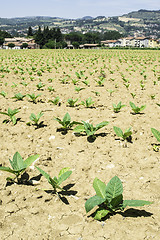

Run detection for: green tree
[[27, 26, 33, 36], [21, 43, 28, 49], [0, 37, 4, 46], [8, 43, 15, 49]]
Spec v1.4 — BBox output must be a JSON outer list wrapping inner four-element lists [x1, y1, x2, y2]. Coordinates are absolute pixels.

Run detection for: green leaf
[[105, 176, 123, 203], [58, 170, 72, 185], [93, 177, 107, 199], [123, 128, 132, 139], [140, 105, 146, 111], [11, 115, 17, 125], [113, 126, 123, 138], [24, 154, 39, 168], [151, 128, 160, 142], [94, 208, 110, 220], [129, 101, 136, 110], [85, 195, 105, 213], [63, 112, 71, 124], [10, 152, 26, 171], [0, 112, 9, 116], [0, 166, 16, 175], [74, 124, 85, 133], [123, 200, 153, 209], [35, 166, 51, 182], [95, 121, 109, 131], [110, 194, 123, 209], [58, 167, 70, 178]]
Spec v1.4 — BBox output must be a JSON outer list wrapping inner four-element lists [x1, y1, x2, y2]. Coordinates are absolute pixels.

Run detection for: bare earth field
[[0, 49, 160, 240]]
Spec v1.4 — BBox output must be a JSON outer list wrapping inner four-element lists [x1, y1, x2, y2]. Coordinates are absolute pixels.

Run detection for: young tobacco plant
[[85, 176, 153, 221], [48, 96, 60, 105], [27, 93, 41, 103], [74, 121, 109, 139], [27, 111, 44, 127], [81, 97, 94, 108], [0, 152, 39, 183], [113, 126, 132, 142], [35, 166, 72, 194], [36, 82, 45, 90], [0, 108, 19, 125], [54, 112, 80, 130], [112, 102, 126, 113], [129, 101, 146, 114], [151, 128, 160, 151], [75, 86, 85, 93], [67, 98, 78, 107], [12, 93, 26, 101]]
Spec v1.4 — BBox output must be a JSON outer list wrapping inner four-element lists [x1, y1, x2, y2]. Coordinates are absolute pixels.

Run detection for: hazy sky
[[0, 0, 159, 18]]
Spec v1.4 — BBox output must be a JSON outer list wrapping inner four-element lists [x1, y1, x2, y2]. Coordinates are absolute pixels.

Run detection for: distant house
[[101, 36, 160, 48], [101, 40, 122, 48], [79, 44, 99, 49], [2, 38, 40, 49]]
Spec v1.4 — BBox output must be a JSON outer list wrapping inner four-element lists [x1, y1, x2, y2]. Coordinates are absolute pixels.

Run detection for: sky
[[0, 0, 159, 19]]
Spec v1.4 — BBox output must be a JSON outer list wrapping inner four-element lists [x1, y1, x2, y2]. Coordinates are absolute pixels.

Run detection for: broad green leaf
[[94, 208, 110, 220], [140, 105, 146, 111], [0, 166, 16, 175], [110, 194, 123, 209], [58, 167, 70, 178], [117, 101, 121, 108], [85, 195, 105, 213], [95, 121, 109, 131], [63, 112, 71, 124], [113, 126, 123, 138], [151, 128, 160, 142], [123, 200, 153, 208], [129, 101, 136, 110], [58, 170, 72, 185], [10, 152, 26, 171], [93, 177, 107, 199], [24, 154, 39, 168], [74, 124, 85, 133], [30, 113, 36, 121], [106, 176, 123, 202]]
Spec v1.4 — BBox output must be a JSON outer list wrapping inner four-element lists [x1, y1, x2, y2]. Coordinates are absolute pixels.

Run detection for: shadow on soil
[[45, 183, 77, 205]]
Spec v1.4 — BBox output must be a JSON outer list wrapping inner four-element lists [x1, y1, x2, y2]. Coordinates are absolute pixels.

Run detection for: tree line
[[30, 26, 123, 49], [0, 26, 123, 49]]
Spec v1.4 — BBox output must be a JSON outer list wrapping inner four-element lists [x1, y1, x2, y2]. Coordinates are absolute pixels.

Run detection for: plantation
[[0, 49, 159, 239]]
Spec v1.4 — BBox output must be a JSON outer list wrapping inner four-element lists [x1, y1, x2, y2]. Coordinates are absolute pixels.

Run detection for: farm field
[[0, 49, 160, 240]]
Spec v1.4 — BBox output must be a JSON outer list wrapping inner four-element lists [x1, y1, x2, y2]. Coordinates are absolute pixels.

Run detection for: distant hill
[[0, 10, 160, 38]]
